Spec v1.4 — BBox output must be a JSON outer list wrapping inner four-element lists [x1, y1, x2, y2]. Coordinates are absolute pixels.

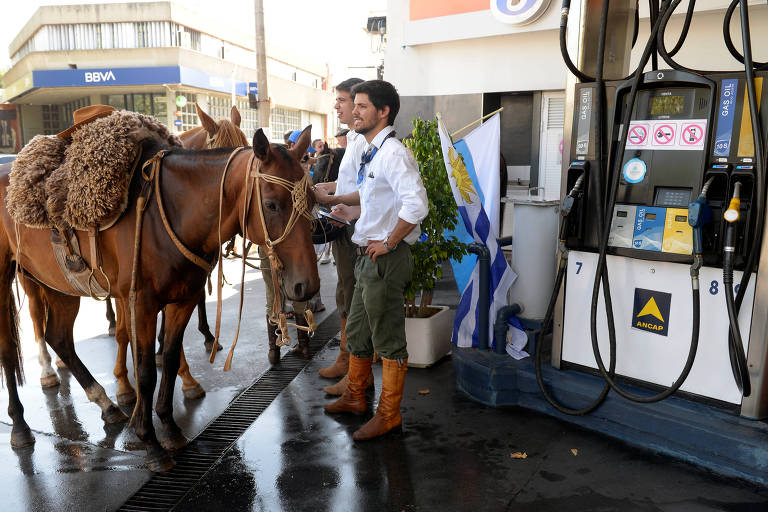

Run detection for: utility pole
[[254, 0, 270, 137]]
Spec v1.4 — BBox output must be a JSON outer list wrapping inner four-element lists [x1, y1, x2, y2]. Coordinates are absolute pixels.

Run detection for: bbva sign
[[491, 0, 551, 26], [84, 70, 116, 83]]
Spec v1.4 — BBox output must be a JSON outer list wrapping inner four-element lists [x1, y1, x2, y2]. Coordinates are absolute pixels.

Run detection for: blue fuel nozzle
[[688, 194, 712, 255]]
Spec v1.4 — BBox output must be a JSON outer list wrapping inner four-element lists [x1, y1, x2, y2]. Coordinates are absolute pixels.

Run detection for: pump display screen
[[649, 95, 685, 116], [654, 187, 692, 207]]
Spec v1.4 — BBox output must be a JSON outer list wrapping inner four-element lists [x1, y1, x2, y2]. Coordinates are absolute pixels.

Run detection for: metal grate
[[119, 313, 340, 512]]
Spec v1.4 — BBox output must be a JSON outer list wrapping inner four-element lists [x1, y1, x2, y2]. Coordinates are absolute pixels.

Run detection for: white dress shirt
[[335, 130, 365, 197], [351, 125, 429, 247]]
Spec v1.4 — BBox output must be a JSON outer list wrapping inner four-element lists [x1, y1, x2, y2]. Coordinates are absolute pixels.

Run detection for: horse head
[[247, 126, 319, 301]]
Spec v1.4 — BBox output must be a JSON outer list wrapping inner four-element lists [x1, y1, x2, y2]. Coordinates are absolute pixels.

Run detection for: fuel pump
[[540, 0, 768, 417]]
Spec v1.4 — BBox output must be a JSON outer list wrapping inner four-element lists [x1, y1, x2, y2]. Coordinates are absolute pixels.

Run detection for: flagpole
[[450, 107, 504, 140]]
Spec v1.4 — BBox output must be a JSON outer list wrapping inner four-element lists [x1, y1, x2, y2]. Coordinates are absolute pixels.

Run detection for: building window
[[104, 93, 167, 122], [42, 105, 61, 135], [270, 107, 301, 141]]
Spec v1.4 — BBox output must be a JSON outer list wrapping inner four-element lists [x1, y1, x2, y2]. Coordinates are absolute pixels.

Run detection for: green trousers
[[331, 225, 357, 319], [346, 243, 413, 360]]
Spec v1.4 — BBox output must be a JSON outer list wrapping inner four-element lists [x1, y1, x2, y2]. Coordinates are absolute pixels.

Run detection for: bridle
[[210, 146, 316, 370]]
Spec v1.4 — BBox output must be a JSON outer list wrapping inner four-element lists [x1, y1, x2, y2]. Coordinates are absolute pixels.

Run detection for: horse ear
[[289, 125, 312, 160], [230, 105, 241, 127], [252, 129, 271, 162], [196, 103, 218, 137]]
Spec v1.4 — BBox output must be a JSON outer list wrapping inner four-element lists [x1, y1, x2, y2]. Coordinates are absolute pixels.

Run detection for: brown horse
[[27, 103, 248, 390], [0, 127, 319, 471]]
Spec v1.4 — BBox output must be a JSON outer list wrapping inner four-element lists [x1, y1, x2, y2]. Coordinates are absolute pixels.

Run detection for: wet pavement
[[0, 257, 767, 511]]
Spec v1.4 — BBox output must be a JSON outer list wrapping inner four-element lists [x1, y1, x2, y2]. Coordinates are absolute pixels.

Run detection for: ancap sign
[[490, 0, 552, 26]]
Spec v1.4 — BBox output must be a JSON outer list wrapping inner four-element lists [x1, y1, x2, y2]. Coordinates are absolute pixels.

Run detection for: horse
[[28, 103, 247, 393], [0, 126, 319, 472]]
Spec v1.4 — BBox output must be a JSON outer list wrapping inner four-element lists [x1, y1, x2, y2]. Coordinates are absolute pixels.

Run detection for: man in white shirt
[[323, 80, 428, 441], [313, 78, 375, 395]]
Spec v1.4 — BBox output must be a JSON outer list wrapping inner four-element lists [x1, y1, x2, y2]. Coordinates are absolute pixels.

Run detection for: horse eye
[[265, 201, 278, 212]]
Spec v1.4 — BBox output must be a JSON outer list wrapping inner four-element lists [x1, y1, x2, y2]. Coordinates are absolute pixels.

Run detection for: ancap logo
[[632, 288, 671, 336], [84, 71, 116, 83], [490, 0, 552, 26]]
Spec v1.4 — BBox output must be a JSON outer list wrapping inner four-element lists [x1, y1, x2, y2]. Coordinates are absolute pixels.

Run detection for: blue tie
[[357, 144, 378, 185]]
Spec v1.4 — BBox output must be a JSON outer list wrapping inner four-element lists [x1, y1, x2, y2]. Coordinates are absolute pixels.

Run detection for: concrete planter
[[405, 305, 455, 367]]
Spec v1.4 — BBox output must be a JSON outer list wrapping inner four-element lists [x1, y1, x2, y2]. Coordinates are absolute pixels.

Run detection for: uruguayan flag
[[437, 114, 527, 358]]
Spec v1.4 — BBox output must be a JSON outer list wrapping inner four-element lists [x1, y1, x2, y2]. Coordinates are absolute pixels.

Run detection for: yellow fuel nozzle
[[724, 183, 742, 223]]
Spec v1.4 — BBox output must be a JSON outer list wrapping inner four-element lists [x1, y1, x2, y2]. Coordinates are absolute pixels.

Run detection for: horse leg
[[196, 292, 220, 353], [155, 308, 165, 367], [155, 299, 197, 451], [126, 298, 174, 472], [1, 269, 34, 447], [112, 298, 136, 405], [22, 278, 59, 387], [42, 290, 127, 425], [178, 344, 205, 399], [105, 297, 116, 336]]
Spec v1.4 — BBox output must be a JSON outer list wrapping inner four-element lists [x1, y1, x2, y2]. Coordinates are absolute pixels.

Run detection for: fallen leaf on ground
[[510, 452, 528, 459], [571, 449, 579, 456], [418, 389, 430, 395]]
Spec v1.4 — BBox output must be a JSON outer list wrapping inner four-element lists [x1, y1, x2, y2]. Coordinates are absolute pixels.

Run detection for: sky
[[1, 0, 387, 79]]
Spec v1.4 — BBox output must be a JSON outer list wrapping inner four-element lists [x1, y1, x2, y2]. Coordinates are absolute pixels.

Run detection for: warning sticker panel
[[624, 119, 707, 151]]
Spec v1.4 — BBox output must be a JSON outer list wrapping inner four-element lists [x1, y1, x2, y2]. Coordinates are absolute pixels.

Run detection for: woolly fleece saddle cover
[[6, 110, 182, 231]]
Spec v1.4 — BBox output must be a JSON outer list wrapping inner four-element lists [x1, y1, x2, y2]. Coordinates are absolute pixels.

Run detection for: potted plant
[[402, 117, 469, 366]]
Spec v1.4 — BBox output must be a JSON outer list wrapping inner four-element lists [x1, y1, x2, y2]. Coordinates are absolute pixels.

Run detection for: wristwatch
[[383, 239, 397, 252]]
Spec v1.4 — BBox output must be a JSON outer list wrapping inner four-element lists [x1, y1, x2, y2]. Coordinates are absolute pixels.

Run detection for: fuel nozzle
[[688, 177, 715, 258], [559, 169, 587, 257], [724, 182, 742, 224]]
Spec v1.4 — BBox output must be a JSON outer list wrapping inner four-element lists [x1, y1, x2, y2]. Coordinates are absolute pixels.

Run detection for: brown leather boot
[[324, 354, 371, 415], [353, 358, 407, 440], [318, 318, 350, 378], [267, 315, 279, 365], [291, 316, 311, 359], [323, 369, 374, 395]]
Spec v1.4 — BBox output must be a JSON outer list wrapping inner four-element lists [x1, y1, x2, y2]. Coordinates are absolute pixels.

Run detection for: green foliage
[[404, 117, 468, 317]]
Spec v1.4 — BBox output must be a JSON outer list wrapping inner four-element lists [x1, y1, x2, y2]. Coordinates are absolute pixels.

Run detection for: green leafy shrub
[[404, 117, 468, 317]]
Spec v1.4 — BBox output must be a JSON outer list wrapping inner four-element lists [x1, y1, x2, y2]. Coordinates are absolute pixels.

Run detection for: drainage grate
[[119, 313, 340, 512]]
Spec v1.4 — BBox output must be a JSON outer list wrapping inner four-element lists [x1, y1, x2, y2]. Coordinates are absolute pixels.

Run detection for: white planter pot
[[405, 305, 455, 367]]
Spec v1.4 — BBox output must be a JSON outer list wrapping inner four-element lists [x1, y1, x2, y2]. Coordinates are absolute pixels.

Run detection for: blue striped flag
[[437, 114, 527, 357]]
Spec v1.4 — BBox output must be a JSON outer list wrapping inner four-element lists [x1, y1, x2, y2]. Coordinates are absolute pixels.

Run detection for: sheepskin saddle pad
[[6, 110, 182, 231]]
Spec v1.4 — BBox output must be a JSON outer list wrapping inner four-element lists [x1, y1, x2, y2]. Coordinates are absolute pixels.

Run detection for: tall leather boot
[[318, 318, 350, 378], [292, 317, 311, 359], [324, 354, 371, 415], [353, 358, 407, 440], [323, 368, 374, 395], [267, 315, 280, 365]]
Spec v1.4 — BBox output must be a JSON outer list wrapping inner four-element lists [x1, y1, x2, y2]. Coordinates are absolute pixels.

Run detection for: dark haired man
[[313, 78, 373, 393], [324, 80, 428, 441]]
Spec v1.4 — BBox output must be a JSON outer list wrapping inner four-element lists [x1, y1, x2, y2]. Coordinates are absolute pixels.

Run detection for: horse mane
[[215, 120, 249, 147]]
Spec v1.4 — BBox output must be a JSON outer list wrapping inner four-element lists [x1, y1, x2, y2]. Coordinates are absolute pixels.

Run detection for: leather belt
[[355, 246, 368, 256]]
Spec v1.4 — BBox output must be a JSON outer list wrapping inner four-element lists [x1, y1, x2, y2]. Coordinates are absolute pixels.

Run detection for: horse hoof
[[101, 405, 128, 424], [291, 346, 311, 360], [183, 384, 206, 400], [117, 389, 137, 405], [204, 339, 223, 353], [146, 452, 175, 473], [108, 326, 116, 337], [160, 432, 189, 452], [269, 348, 280, 365], [55, 359, 67, 370], [40, 373, 60, 388], [11, 428, 35, 449], [155, 354, 163, 367]]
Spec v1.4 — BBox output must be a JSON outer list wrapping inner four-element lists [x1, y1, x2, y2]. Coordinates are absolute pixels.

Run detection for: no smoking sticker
[[680, 123, 705, 147], [627, 124, 648, 146], [653, 124, 676, 146]]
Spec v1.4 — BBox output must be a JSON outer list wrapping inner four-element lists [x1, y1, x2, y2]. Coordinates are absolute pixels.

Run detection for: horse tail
[[0, 265, 24, 386]]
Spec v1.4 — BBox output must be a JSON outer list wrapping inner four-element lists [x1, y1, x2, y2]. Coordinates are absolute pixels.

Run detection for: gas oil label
[[624, 119, 707, 151], [633, 206, 666, 251], [576, 88, 593, 155], [714, 79, 739, 157]]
